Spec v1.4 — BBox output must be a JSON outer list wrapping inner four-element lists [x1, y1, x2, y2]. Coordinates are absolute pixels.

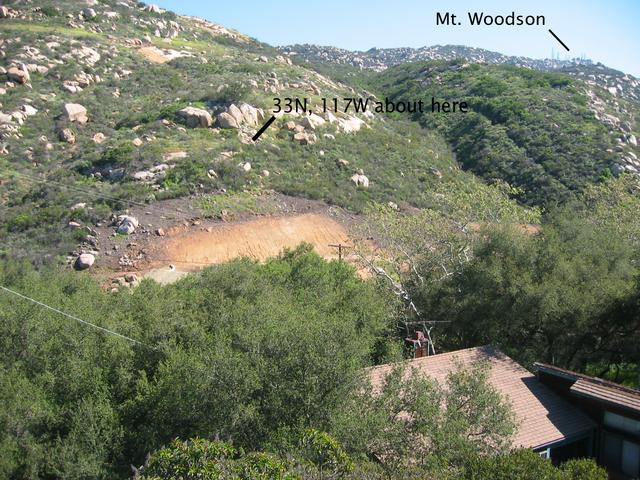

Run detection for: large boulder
[[339, 116, 364, 133], [7, 65, 30, 85], [74, 253, 95, 270], [227, 104, 244, 125], [177, 107, 212, 128], [238, 103, 263, 126], [217, 112, 239, 129], [301, 113, 326, 130], [117, 215, 139, 235], [144, 4, 163, 13], [63, 103, 88, 124]]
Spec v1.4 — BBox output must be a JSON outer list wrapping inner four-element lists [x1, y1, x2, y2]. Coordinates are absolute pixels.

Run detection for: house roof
[[535, 363, 640, 415], [368, 346, 596, 449]]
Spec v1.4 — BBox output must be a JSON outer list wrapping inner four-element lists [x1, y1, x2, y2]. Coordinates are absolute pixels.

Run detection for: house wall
[[536, 370, 640, 479]]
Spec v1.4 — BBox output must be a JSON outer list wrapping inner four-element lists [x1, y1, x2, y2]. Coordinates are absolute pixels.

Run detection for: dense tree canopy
[[0, 246, 397, 477]]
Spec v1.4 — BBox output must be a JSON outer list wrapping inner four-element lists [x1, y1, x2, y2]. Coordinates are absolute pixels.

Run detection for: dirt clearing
[[143, 213, 353, 283], [137, 46, 172, 63]]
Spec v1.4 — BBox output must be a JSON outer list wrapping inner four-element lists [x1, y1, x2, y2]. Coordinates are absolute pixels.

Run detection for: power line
[[0, 285, 154, 349]]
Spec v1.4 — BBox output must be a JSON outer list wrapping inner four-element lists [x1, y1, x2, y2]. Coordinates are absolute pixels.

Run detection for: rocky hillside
[[281, 44, 640, 102], [0, 0, 636, 270], [2, 0, 531, 265]]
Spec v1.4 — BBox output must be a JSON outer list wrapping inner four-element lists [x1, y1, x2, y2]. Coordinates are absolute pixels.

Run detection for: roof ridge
[[534, 363, 640, 397], [368, 345, 516, 370]]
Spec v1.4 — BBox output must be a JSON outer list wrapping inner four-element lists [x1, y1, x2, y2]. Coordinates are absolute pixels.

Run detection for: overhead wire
[[0, 284, 156, 350]]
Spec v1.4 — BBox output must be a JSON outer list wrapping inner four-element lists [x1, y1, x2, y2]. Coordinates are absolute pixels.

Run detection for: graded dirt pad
[[144, 213, 352, 283]]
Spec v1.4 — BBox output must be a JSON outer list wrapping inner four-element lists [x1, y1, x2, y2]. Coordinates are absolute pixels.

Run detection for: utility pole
[[328, 243, 351, 262]]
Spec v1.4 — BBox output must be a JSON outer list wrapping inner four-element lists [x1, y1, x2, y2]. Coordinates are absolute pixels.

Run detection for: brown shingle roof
[[535, 363, 640, 414], [368, 346, 595, 449]]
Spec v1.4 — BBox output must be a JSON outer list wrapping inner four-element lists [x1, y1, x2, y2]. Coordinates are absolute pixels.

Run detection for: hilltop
[[280, 43, 640, 102]]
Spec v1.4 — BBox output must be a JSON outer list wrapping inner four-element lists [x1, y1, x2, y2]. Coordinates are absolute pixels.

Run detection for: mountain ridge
[[279, 43, 640, 102]]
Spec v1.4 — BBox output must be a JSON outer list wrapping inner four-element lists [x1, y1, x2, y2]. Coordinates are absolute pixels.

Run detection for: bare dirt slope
[[161, 213, 350, 265], [137, 46, 172, 63], [143, 213, 353, 283]]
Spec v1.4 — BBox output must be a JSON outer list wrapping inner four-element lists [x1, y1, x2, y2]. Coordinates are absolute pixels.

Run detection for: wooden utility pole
[[328, 243, 351, 262]]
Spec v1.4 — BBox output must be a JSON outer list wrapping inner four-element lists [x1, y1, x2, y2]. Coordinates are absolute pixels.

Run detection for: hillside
[[371, 61, 622, 204], [1, 1, 639, 479], [0, 0, 537, 267]]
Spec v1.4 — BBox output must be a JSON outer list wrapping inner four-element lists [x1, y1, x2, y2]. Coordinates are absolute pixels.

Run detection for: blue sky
[[153, 0, 640, 76]]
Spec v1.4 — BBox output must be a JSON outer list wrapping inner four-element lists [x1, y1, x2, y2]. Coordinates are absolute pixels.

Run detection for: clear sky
[[153, 0, 640, 76]]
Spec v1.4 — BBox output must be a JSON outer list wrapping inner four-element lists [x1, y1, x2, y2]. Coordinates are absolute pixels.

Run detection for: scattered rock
[[177, 107, 213, 128], [336, 158, 349, 168], [339, 116, 365, 133], [132, 137, 143, 147], [82, 8, 97, 19], [144, 4, 163, 13], [92, 132, 106, 144], [63, 103, 88, 124], [240, 162, 251, 172], [58, 128, 76, 144], [428, 167, 443, 179], [163, 151, 187, 161], [7, 65, 30, 85], [156, 228, 165, 236], [301, 113, 326, 130], [117, 215, 139, 235], [132, 170, 154, 181], [293, 132, 310, 144], [351, 172, 369, 188], [74, 253, 95, 270], [21, 105, 37, 116], [217, 112, 239, 129], [71, 202, 87, 211], [323, 111, 338, 123]]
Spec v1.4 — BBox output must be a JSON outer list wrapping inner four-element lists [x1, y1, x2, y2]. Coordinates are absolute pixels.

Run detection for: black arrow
[[548, 29, 570, 52], [252, 115, 276, 141]]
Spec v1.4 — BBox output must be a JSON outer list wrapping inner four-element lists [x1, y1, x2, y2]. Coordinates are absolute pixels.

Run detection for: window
[[603, 411, 640, 435], [601, 431, 640, 478], [538, 448, 550, 459], [622, 440, 640, 478]]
